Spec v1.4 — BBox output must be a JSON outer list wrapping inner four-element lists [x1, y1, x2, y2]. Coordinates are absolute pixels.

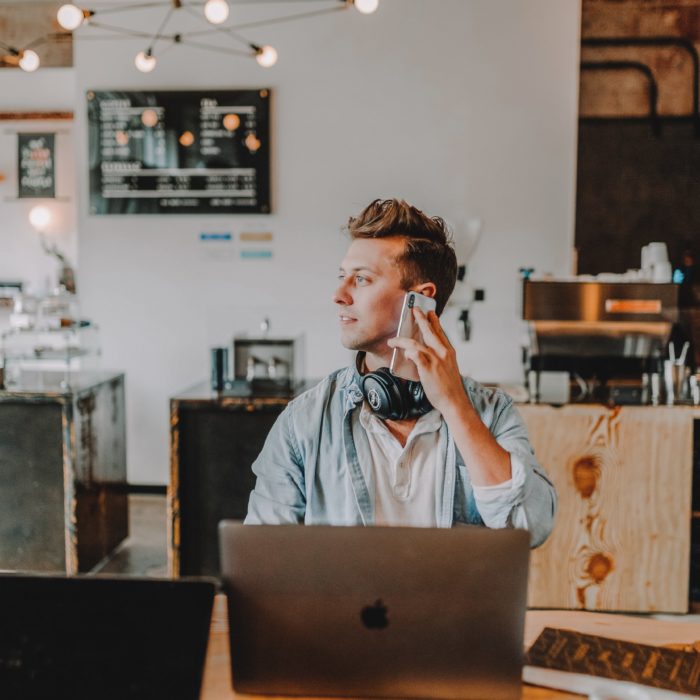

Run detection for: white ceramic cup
[[646, 241, 669, 265], [640, 244, 650, 270], [651, 260, 672, 283]]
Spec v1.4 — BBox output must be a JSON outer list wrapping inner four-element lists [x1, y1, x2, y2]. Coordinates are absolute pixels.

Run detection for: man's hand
[[387, 306, 512, 486], [386, 307, 470, 417]]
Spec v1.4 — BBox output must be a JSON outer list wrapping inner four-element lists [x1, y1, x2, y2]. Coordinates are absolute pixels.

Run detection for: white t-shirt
[[353, 401, 528, 529]]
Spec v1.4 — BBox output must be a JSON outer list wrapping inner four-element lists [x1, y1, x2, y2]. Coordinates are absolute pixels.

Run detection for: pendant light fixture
[[204, 0, 229, 25], [4, 0, 380, 74], [134, 49, 157, 73], [254, 45, 278, 68], [18, 49, 40, 72], [57, 3, 88, 31]]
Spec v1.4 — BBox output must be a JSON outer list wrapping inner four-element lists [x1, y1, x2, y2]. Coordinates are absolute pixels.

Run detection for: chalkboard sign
[[18, 132, 55, 198], [87, 89, 271, 215]]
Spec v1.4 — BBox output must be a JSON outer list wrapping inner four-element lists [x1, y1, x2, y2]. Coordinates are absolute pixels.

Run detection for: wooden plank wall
[[0, 2, 71, 69], [520, 404, 696, 613], [581, 0, 700, 117], [575, 0, 700, 278]]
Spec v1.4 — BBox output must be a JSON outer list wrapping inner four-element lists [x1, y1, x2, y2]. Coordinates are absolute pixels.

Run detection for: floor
[[95, 494, 168, 577]]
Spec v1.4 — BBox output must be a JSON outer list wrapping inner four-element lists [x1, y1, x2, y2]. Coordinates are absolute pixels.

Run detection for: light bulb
[[204, 0, 229, 24], [141, 109, 159, 127], [255, 45, 277, 68], [222, 113, 240, 131], [245, 133, 261, 152], [57, 4, 85, 31], [179, 131, 195, 147], [19, 49, 40, 72], [134, 50, 156, 73], [354, 0, 379, 14], [29, 205, 52, 232]]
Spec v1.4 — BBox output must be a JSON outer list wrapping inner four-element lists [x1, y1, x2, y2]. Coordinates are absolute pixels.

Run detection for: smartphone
[[389, 291, 437, 381]]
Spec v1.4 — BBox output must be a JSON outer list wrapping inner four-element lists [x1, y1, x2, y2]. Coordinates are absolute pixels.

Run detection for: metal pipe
[[581, 60, 660, 136], [582, 36, 700, 135]]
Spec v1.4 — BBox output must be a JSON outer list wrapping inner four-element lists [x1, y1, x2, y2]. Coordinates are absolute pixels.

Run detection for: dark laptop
[[219, 523, 530, 700], [0, 573, 216, 700]]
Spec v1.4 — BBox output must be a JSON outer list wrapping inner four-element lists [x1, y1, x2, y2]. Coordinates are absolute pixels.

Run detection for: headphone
[[360, 367, 432, 421]]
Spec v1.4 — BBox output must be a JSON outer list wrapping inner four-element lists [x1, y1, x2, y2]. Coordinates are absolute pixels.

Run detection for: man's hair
[[347, 199, 458, 315]]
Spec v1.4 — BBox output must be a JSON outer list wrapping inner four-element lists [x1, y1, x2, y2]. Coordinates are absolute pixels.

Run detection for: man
[[246, 199, 555, 546]]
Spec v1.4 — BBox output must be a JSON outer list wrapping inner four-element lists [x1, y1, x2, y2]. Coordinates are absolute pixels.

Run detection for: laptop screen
[[0, 574, 215, 700]]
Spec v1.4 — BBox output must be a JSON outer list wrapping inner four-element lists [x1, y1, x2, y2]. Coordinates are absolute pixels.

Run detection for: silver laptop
[[219, 523, 530, 700]]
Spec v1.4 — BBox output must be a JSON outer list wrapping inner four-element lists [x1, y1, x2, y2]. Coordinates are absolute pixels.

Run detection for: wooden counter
[[520, 404, 700, 613]]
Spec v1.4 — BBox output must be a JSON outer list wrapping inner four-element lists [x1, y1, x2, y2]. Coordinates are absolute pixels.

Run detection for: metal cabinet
[[0, 372, 128, 573], [168, 382, 301, 577]]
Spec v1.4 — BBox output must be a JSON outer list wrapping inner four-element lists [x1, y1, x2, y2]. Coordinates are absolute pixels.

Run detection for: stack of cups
[[663, 342, 692, 404], [641, 242, 672, 282], [664, 361, 690, 404], [690, 373, 700, 405]]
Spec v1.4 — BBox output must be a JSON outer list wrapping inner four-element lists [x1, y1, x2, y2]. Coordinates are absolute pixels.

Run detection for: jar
[[36, 288, 79, 330]]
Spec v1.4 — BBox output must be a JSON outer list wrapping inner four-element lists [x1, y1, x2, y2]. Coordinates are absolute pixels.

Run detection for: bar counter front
[[169, 378, 700, 613], [519, 402, 700, 614]]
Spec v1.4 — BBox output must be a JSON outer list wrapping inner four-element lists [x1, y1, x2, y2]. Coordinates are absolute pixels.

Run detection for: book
[[525, 627, 700, 697]]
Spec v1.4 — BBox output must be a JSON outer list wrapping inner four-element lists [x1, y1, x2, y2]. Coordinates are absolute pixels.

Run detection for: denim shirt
[[245, 364, 556, 547]]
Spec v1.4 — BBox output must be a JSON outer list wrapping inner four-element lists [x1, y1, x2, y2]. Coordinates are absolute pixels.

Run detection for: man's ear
[[413, 282, 437, 299]]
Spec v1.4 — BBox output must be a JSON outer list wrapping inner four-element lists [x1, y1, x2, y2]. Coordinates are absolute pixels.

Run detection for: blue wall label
[[200, 233, 232, 241], [240, 250, 273, 259]]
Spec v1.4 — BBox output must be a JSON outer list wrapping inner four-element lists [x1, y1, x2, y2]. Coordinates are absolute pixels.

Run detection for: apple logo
[[360, 599, 389, 629]]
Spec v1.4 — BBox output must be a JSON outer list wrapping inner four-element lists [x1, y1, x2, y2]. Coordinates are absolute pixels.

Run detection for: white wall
[[68, 0, 577, 483], [0, 69, 77, 301]]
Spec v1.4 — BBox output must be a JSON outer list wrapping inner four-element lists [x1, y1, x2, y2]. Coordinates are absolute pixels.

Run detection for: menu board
[[18, 132, 55, 198], [87, 89, 270, 215]]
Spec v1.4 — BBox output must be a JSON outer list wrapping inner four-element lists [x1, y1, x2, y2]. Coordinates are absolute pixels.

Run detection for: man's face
[[333, 237, 407, 358]]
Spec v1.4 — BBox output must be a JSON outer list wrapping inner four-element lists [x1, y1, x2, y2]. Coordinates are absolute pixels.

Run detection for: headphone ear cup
[[361, 368, 409, 420], [406, 381, 433, 417]]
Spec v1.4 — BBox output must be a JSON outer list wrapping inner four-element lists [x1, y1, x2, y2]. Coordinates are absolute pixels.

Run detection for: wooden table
[[200, 595, 700, 699]]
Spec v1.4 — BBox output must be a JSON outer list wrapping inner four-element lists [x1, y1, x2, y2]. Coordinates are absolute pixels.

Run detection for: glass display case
[[1, 325, 101, 388], [0, 288, 100, 389]]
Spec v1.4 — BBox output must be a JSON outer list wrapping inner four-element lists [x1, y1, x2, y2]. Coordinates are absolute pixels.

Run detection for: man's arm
[[440, 390, 512, 486], [388, 307, 511, 485], [245, 404, 306, 524], [472, 396, 556, 547], [388, 307, 556, 546]]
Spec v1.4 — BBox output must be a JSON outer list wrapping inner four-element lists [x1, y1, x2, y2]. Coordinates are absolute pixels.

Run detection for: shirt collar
[[359, 400, 443, 436], [341, 352, 367, 412]]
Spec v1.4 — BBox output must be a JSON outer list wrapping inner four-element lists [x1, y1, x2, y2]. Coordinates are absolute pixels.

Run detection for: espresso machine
[[232, 335, 303, 396], [522, 279, 679, 404]]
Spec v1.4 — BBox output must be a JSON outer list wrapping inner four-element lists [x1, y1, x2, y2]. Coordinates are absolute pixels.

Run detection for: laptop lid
[[219, 523, 530, 700], [0, 573, 216, 700]]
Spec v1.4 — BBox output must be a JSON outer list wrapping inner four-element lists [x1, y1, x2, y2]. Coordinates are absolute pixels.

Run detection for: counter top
[[171, 379, 316, 406], [518, 401, 700, 415]]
